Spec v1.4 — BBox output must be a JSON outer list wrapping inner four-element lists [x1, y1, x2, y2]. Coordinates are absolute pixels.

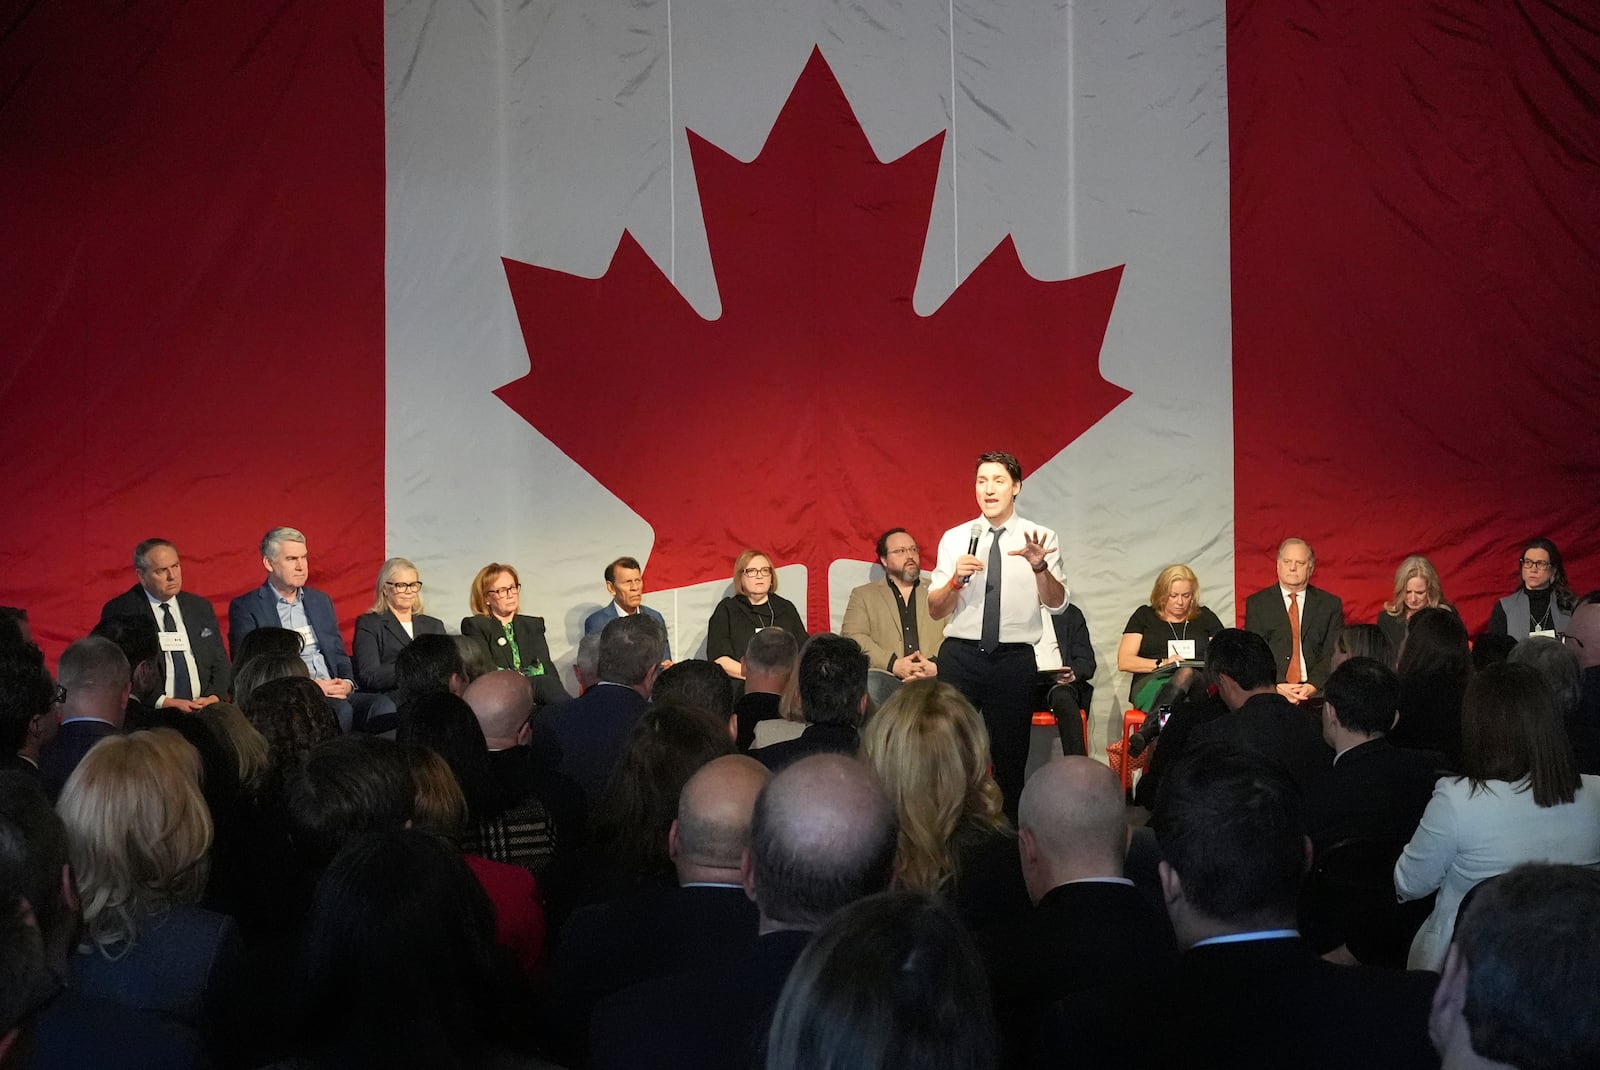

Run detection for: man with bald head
[[544, 756, 772, 1064], [464, 669, 585, 860], [980, 757, 1175, 1065], [590, 753, 897, 1070]]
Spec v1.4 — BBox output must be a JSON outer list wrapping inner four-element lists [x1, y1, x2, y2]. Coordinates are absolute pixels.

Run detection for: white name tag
[[1529, 629, 1559, 641], [297, 625, 317, 647], [1168, 639, 1197, 660], [158, 631, 190, 652]]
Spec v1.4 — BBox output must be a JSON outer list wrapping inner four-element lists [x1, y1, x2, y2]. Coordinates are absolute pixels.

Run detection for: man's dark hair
[[1470, 631, 1518, 673], [1152, 744, 1306, 924], [0, 608, 29, 649], [0, 645, 53, 753], [0, 773, 70, 942], [1454, 864, 1600, 1070], [651, 659, 735, 719], [232, 625, 303, 669], [395, 634, 465, 704], [1397, 606, 1471, 686], [131, 537, 177, 571], [1322, 657, 1400, 736], [1206, 628, 1277, 692], [797, 634, 868, 727], [874, 528, 909, 561], [284, 736, 414, 868], [974, 451, 1023, 483], [597, 613, 665, 686], [744, 627, 799, 676], [604, 556, 642, 584], [90, 613, 164, 702]]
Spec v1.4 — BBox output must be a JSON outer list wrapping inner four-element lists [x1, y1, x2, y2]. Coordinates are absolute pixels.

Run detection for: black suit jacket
[[532, 682, 649, 807], [351, 610, 446, 693], [40, 719, 119, 799], [1189, 692, 1333, 791], [1243, 584, 1345, 687], [460, 613, 570, 708], [754, 722, 859, 771], [101, 585, 232, 699], [589, 928, 811, 1070], [1044, 936, 1438, 1069], [1303, 738, 1445, 852]]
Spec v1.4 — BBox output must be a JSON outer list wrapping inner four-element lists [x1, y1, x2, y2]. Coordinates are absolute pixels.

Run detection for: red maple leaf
[[498, 48, 1128, 629]]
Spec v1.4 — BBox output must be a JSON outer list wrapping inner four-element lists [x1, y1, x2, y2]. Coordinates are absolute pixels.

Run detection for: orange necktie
[[1287, 591, 1303, 684]]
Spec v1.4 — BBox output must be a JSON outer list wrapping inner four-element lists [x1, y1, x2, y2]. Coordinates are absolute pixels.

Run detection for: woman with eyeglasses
[[352, 557, 447, 698], [460, 563, 571, 708], [1487, 538, 1576, 641], [707, 549, 806, 679]]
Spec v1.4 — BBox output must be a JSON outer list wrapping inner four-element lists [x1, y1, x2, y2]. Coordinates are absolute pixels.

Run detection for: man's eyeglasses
[[1521, 558, 1554, 571], [385, 581, 423, 593], [53, 684, 66, 705], [742, 567, 774, 578], [487, 584, 521, 598], [885, 546, 919, 557], [1558, 632, 1585, 649]]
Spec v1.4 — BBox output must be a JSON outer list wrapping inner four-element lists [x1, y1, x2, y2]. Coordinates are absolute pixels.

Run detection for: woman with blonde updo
[[859, 680, 1028, 929]]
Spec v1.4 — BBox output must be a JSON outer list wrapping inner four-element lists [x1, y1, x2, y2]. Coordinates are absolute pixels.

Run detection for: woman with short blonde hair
[[1378, 554, 1455, 652]]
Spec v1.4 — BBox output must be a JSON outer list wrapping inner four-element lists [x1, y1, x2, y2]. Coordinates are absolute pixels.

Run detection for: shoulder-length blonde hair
[[1383, 554, 1443, 618], [371, 556, 426, 615], [1148, 564, 1201, 622], [58, 729, 213, 955], [468, 562, 519, 617], [859, 680, 1008, 894], [732, 549, 778, 597]]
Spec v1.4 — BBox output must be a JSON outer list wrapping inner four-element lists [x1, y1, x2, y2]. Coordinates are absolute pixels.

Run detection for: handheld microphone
[[958, 523, 984, 586]]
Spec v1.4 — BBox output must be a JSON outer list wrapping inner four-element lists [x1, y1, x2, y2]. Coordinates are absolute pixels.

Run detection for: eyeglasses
[[385, 581, 423, 593], [53, 684, 66, 705], [487, 584, 521, 598], [886, 546, 919, 557], [742, 567, 773, 578], [1558, 632, 1585, 649], [1521, 558, 1553, 571]]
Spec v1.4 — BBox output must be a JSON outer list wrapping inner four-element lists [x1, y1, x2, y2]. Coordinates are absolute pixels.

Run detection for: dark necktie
[[1287, 591, 1303, 685], [981, 527, 1005, 652], [161, 603, 194, 700]]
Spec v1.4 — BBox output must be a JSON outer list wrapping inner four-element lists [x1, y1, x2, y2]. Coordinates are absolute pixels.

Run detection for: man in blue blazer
[[582, 556, 672, 662], [228, 526, 391, 732]]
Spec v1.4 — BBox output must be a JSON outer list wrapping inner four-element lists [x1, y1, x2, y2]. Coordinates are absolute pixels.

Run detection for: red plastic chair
[[1106, 708, 1148, 796], [1032, 708, 1090, 756]]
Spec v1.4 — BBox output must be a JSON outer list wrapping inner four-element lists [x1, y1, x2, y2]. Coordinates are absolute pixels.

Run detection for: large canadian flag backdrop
[[2, 2, 1596, 742]]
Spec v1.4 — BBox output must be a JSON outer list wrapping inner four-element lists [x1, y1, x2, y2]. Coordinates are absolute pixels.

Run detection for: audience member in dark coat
[[1132, 686, 1227, 811], [0, 640, 56, 780], [1041, 747, 1439, 1070], [978, 757, 1175, 1068], [1186, 630, 1332, 791], [588, 754, 898, 1070], [1386, 606, 1472, 768], [732, 627, 797, 750], [38, 637, 129, 799], [754, 633, 868, 771], [99, 537, 232, 706]]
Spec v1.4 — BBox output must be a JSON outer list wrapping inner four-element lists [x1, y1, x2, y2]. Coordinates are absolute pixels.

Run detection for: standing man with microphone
[[929, 451, 1070, 817]]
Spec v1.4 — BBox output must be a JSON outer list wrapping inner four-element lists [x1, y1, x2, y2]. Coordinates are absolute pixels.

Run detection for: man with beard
[[842, 528, 947, 681]]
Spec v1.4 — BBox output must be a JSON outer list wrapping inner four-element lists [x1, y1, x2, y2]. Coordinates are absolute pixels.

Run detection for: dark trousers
[[939, 639, 1037, 818]]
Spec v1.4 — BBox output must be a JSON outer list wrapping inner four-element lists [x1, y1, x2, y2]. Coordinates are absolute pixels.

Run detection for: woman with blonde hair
[[459, 562, 569, 709], [707, 549, 806, 679], [859, 680, 1028, 928], [352, 556, 446, 698], [59, 729, 240, 1038], [1117, 564, 1226, 713], [1378, 555, 1456, 652]]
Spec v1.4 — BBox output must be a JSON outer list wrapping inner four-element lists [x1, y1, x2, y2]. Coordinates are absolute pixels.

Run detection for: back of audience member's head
[[1016, 756, 1128, 901], [57, 729, 211, 954], [395, 633, 465, 704], [673, 755, 770, 879], [198, 701, 271, 797], [1397, 606, 1472, 687], [89, 614, 164, 704], [597, 612, 667, 688], [1459, 662, 1579, 808], [652, 659, 737, 723], [1322, 656, 1401, 736], [243, 676, 340, 799], [750, 754, 897, 928], [454, 634, 495, 685], [0, 607, 29, 648], [56, 637, 131, 718], [0, 772, 73, 961], [1470, 632, 1518, 674], [573, 631, 601, 691], [1333, 623, 1393, 670], [402, 744, 468, 842], [797, 633, 868, 727], [1436, 864, 1600, 1070], [462, 670, 533, 749], [397, 691, 503, 821], [0, 839, 54, 1040], [292, 829, 518, 1068], [766, 891, 995, 1070], [231, 625, 303, 670], [0, 644, 53, 755], [284, 736, 414, 868], [233, 650, 311, 709], [859, 679, 1006, 894], [1152, 745, 1306, 936], [1506, 638, 1582, 716], [1205, 629, 1277, 693], [744, 628, 799, 684], [592, 703, 736, 884]]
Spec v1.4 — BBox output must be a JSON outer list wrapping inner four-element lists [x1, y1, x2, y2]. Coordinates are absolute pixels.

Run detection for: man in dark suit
[[753, 633, 868, 771], [0, 642, 55, 778], [1033, 602, 1097, 756], [588, 753, 898, 1070], [1243, 537, 1345, 703], [979, 756, 1174, 1067], [228, 525, 390, 732], [1043, 746, 1439, 1069], [533, 613, 664, 806], [1188, 628, 1332, 792], [583, 555, 673, 662], [542, 754, 770, 1065], [99, 538, 230, 709], [465, 669, 586, 849], [39, 637, 129, 799], [841, 527, 947, 681]]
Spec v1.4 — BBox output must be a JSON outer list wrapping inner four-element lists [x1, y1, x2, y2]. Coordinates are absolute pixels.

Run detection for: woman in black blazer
[[353, 557, 447, 696], [460, 562, 571, 709]]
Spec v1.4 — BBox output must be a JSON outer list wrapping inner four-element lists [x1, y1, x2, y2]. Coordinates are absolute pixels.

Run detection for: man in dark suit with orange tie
[[1243, 538, 1344, 703]]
